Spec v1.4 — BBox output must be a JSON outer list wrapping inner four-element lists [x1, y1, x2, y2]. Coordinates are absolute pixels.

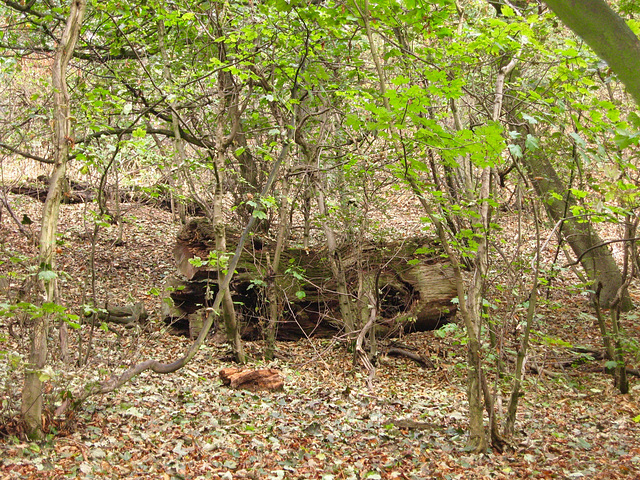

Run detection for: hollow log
[[163, 218, 457, 340]]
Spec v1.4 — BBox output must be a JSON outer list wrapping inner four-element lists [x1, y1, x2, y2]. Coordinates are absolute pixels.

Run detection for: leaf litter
[[1, 194, 640, 479]]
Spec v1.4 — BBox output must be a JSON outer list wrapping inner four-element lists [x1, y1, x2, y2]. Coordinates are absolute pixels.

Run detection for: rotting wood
[[219, 367, 284, 391], [94, 302, 148, 326], [163, 217, 458, 340]]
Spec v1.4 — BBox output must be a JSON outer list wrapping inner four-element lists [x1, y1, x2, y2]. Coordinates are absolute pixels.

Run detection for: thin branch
[[562, 237, 640, 268], [76, 126, 211, 150], [0, 142, 53, 164]]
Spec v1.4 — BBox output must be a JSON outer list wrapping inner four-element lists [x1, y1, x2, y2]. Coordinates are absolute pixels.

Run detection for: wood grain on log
[[219, 368, 284, 391]]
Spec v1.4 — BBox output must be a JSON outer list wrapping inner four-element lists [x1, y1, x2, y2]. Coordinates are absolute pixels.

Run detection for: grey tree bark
[[543, 0, 640, 107], [522, 151, 633, 310], [21, 0, 87, 440]]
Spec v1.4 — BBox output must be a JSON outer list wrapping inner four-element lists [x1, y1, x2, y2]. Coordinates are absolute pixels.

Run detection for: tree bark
[[165, 218, 457, 340], [543, 0, 640, 107], [522, 151, 632, 310], [22, 0, 86, 440]]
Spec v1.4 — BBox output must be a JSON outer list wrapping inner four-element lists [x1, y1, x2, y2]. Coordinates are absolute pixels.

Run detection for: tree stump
[[219, 368, 284, 391]]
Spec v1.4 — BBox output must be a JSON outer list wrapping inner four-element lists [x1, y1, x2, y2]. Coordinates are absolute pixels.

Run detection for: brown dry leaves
[[1, 193, 640, 479]]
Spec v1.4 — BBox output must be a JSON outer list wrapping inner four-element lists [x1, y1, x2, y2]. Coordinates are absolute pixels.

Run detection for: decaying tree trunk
[[219, 368, 284, 391], [94, 303, 148, 326], [163, 218, 457, 340]]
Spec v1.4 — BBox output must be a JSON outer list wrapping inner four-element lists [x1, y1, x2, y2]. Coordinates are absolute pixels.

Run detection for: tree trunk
[[543, 0, 640, 107], [22, 0, 86, 440], [165, 218, 457, 340], [315, 185, 358, 338], [522, 151, 632, 310], [158, 19, 187, 224]]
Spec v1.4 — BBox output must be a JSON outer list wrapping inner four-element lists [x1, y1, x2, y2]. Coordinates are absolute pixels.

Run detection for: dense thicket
[[1, 0, 639, 451]]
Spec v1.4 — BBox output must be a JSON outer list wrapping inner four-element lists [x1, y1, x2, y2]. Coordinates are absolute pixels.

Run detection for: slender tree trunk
[[22, 0, 86, 440], [213, 148, 245, 364], [158, 19, 187, 225], [265, 178, 291, 360], [315, 184, 357, 337], [505, 200, 541, 437]]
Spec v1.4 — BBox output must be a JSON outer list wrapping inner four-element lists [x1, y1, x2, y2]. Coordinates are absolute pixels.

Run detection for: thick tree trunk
[[522, 152, 632, 310], [164, 218, 457, 340], [543, 0, 640, 107], [22, 0, 86, 440], [538, 1, 638, 309]]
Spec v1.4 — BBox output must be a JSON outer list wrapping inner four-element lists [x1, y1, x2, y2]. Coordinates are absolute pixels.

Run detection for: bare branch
[[0, 142, 53, 164]]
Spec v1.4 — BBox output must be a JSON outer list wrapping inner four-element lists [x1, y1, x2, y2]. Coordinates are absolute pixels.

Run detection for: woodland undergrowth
[[1, 194, 640, 479]]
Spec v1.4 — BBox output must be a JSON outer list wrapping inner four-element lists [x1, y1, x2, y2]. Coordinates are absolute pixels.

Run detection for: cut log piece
[[163, 217, 457, 340], [219, 368, 284, 391]]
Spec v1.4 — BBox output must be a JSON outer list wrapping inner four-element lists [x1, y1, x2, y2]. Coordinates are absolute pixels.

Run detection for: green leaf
[[614, 129, 639, 149], [604, 360, 618, 370], [525, 134, 539, 151], [132, 127, 146, 138], [628, 112, 640, 128], [508, 144, 522, 159], [38, 366, 55, 382], [189, 256, 206, 268], [38, 270, 58, 281]]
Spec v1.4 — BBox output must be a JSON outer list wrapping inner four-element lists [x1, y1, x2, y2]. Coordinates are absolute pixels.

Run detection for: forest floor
[[1, 192, 640, 479]]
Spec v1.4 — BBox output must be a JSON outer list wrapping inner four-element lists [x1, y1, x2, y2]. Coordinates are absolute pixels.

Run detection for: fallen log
[[8, 177, 205, 214], [9, 176, 94, 204], [386, 347, 434, 368], [163, 217, 457, 340], [93, 302, 148, 326], [219, 368, 284, 391]]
